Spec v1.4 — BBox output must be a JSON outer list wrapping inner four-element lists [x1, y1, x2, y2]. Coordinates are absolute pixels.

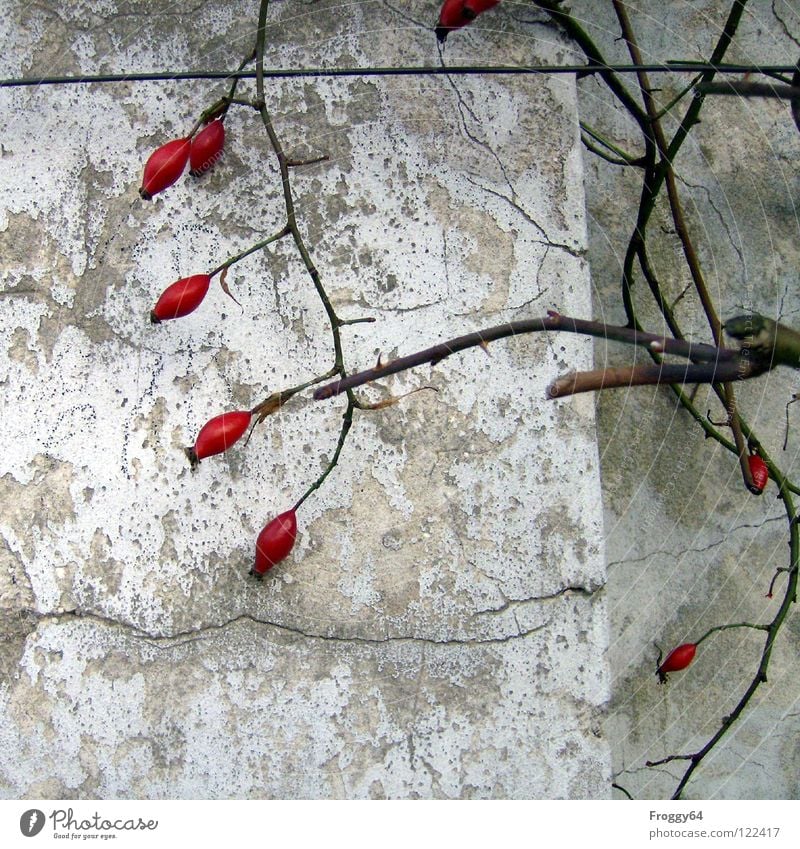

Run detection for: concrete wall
[[572, 0, 800, 799], [4, 0, 795, 803], [0, 2, 608, 798]]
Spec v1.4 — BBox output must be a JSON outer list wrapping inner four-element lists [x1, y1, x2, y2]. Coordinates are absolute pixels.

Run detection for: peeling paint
[[0, 1, 607, 798]]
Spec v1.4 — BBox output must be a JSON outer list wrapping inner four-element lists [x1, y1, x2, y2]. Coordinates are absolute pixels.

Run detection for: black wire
[[1, 63, 798, 89]]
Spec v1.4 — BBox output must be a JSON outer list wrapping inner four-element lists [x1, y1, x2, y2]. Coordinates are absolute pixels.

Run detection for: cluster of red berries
[[142, 5, 773, 585], [142, 119, 228, 322], [140, 114, 298, 577], [142, 7, 512, 579], [139, 118, 226, 200]]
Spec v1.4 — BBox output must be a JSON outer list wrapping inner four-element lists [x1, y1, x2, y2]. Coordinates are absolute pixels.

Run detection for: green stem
[[208, 226, 290, 277], [293, 400, 355, 511], [580, 122, 643, 164], [651, 74, 704, 120], [695, 622, 768, 646]]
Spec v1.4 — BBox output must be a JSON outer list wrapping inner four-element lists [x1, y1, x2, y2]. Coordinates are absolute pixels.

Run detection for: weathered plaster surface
[[0, 2, 607, 798], [573, 0, 800, 799]]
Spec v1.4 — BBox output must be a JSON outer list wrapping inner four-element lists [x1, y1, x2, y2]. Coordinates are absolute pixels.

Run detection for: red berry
[[150, 274, 211, 323], [186, 410, 252, 467], [252, 510, 298, 577], [656, 643, 697, 683], [190, 119, 226, 177], [466, 0, 501, 14], [435, 0, 500, 42], [139, 138, 191, 200], [748, 454, 768, 494]]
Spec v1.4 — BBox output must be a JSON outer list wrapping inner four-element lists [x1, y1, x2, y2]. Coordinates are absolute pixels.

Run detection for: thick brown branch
[[547, 360, 757, 399], [313, 312, 746, 401]]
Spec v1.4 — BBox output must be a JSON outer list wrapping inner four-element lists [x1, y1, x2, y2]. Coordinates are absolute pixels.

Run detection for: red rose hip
[[150, 274, 211, 323], [748, 454, 768, 494], [190, 119, 226, 177], [435, 0, 500, 42], [252, 510, 298, 577], [466, 0, 501, 15], [140, 137, 191, 200], [186, 410, 252, 467], [656, 642, 697, 683]]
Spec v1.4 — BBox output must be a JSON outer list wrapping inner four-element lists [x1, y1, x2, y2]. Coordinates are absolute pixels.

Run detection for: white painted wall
[[0, 1, 608, 798]]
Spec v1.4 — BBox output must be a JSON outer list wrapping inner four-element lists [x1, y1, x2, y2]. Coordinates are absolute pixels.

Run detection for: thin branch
[[208, 226, 290, 276], [581, 134, 641, 167], [580, 121, 645, 165], [286, 154, 330, 167], [293, 400, 355, 511], [695, 622, 770, 645], [613, 0, 753, 489], [547, 360, 756, 399], [612, 782, 634, 800], [254, 0, 357, 512]]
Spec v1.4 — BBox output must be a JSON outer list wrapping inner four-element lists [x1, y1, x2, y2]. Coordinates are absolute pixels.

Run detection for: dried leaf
[[218, 267, 242, 308], [252, 392, 290, 425]]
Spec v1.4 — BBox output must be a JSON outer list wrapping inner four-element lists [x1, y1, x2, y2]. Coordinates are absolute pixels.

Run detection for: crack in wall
[[607, 513, 785, 569], [675, 174, 746, 275], [772, 0, 800, 48], [381, 0, 430, 31], [464, 176, 585, 259], [450, 79, 518, 200], [473, 582, 603, 618], [17, 599, 598, 650]]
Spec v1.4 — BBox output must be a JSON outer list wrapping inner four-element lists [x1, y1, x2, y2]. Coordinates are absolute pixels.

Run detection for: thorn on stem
[[286, 154, 330, 167]]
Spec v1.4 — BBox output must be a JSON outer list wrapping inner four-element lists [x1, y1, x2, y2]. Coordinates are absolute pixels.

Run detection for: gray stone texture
[[3, 0, 797, 803], [574, 0, 800, 799], [0, 2, 606, 798]]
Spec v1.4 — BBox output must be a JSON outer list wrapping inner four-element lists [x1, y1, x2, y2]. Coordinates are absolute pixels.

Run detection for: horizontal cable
[[1, 63, 798, 89]]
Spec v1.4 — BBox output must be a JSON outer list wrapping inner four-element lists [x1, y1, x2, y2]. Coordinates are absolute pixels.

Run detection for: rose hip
[[251, 510, 298, 577], [656, 643, 697, 683], [190, 119, 226, 177], [186, 410, 252, 467], [150, 274, 211, 323], [748, 454, 768, 494], [435, 0, 500, 43], [140, 137, 191, 200]]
